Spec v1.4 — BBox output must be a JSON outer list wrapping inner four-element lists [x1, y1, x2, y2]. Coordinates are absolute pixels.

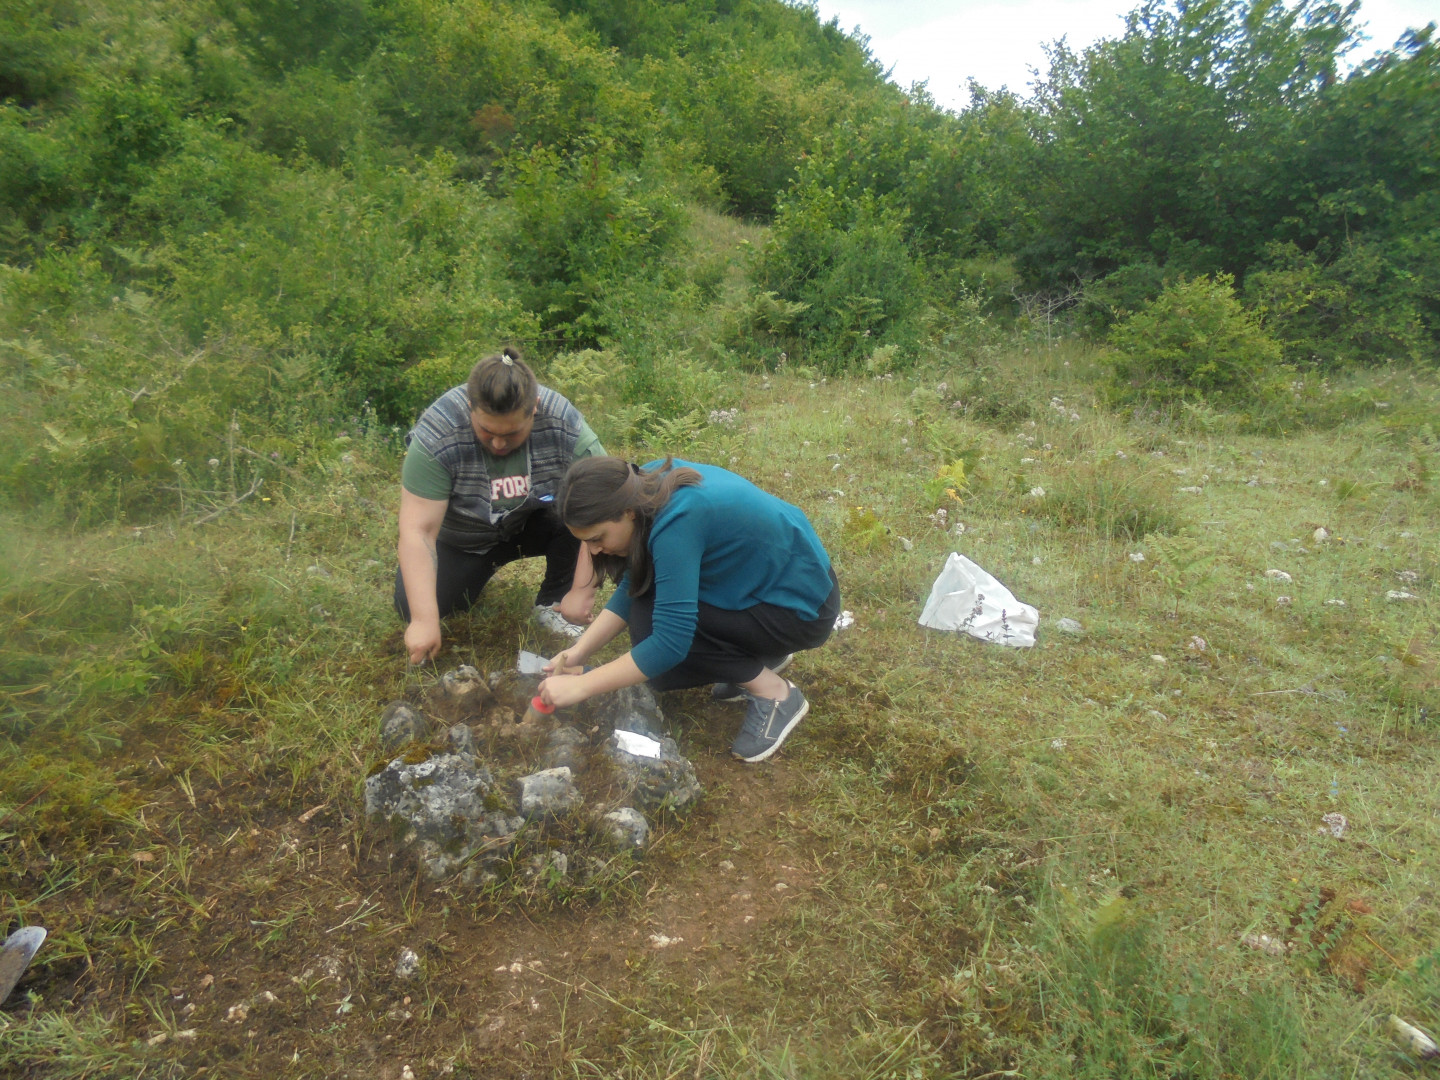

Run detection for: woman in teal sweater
[[538, 457, 840, 762]]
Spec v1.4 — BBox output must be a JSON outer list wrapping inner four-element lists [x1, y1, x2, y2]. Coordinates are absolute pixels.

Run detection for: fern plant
[[1146, 533, 1219, 618]]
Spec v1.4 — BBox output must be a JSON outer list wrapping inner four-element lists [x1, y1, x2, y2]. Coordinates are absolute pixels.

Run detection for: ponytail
[[467, 345, 537, 416]]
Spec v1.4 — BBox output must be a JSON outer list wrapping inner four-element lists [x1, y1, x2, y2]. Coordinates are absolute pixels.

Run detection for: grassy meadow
[[2, 0, 1439, 1074], [2, 332, 1437, 1078]]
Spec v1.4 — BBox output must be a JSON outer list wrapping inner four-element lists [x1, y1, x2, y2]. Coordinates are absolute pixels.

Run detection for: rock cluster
[[363, 753, 522, 880], [365, 671, 701, 883]]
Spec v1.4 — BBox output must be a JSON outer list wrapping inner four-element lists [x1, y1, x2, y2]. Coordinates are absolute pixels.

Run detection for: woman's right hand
[[405, 619, 443, 666], [544, 648, 586, 676]]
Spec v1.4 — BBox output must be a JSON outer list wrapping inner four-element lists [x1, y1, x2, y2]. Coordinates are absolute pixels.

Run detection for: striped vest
[[409, 383, 583, 552]]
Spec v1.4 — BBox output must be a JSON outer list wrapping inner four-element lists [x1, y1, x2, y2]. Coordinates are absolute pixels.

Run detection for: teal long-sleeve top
[[605, 461, 834, 678]]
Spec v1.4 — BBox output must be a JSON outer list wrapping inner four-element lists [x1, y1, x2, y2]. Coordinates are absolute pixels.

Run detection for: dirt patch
[[6, 689, 829, 1078]]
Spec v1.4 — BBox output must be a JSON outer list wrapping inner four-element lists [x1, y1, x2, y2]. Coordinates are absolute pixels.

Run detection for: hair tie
[[502, 356, 514, 367]]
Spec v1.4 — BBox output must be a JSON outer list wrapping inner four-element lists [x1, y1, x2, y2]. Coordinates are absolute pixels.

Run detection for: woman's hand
[[538, 673, 590, 709], [543, 648, 586, 676], [405, 619, 442, 665]]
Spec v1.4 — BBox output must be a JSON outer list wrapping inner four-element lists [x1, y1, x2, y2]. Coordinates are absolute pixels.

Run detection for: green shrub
[[1107, 273, 1284, 403], [753, 184, 928, 370], [1246, 239, 1432, 367], [502, 142, 685, 344], [242, 65, 391, 168]]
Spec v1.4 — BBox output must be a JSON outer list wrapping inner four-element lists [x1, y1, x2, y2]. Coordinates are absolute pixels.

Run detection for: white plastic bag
[[918, 551, 1039, 648]]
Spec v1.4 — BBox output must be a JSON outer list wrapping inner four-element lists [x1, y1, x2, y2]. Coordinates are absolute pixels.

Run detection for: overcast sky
[[808, 0, 1439, 111]]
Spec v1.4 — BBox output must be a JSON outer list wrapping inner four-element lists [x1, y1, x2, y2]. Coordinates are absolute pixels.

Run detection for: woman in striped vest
[[394, 347, 606, 665]]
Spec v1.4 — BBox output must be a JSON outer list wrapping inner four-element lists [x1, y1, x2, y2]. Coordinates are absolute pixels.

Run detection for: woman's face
[[470, 402, 537, 455], [570, 512, 636, 557]]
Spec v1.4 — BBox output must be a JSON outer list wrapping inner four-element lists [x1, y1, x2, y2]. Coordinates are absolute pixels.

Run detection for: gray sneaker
[[711, 654, 794, 702], [730, 683, 808, 763]]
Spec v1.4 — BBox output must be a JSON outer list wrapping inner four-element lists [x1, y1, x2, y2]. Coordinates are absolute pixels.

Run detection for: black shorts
[[626, 567, 841, 691]]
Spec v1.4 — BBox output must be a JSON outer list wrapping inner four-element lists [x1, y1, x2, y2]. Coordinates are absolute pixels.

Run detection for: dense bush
[[753, 181, 928, 370], [1107, 274, 1284, 403]]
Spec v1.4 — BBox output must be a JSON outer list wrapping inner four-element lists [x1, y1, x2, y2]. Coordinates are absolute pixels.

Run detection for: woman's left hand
[[538, 673, 591, 709]]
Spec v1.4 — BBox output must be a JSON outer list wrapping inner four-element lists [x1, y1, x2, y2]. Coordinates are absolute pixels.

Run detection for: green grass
[[1, 343, 1437, 1078]]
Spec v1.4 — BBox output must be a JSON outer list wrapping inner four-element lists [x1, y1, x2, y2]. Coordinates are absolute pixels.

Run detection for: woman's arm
[[546, 607, 626, 670], [397, 488, 450, 664], [539, 608, 644, 707], [556, 543, 598, 625], [538, 651, 646, 709]]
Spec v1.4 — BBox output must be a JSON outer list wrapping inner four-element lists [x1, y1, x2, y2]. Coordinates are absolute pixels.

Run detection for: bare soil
[[7, 683, 830, 1078]]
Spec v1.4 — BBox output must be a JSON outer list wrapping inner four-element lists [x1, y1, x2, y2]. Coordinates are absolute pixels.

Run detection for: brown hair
[[466, 345, 537, 416], [559, 456, 701, 596]]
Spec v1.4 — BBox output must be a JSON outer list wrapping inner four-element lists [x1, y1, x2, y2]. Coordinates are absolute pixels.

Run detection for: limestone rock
[[379, 702, 427, 751], [447, 722, 476, 757], [1053, 617, 1084, 636], [603, 732, 702, 813], [524, 851, 569, 880], [542, 726, 588, 773], [599, 807, 650, 850], [515, 767, 583, 820], [592, 683, 665, 737], [394, 948, 422, 980], [441, 665, 486, 699], [365, 753, 522, 879]]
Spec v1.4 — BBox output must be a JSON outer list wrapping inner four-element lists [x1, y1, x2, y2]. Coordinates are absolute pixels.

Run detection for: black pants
[[393, 507, 581, 620], [627, 567, 841, 691]]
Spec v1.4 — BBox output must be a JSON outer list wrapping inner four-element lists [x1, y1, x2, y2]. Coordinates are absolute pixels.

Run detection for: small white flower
[[1318, 478, 1329, 486], [1150, 654, 1167, 664], [1320, 812, 1347, 838], [207, 457, 220, 469], [1029, 486, 1046, 498], [1050, 738, 1067, 750], [1275, 595, 1293, 606], [1128, 552, 1146, 563], [1032, 556, 1042, 566], [1021, 457, 1036, 464], [1186, 636, 1207, 652]]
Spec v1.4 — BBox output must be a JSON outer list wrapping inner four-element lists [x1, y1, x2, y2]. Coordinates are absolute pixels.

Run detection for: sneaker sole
[[733, 695, 809, 763], [712, 654, 795, 703]]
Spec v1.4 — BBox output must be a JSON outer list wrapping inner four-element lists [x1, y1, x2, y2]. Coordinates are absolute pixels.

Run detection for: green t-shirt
[[401, 421, 604, 520]]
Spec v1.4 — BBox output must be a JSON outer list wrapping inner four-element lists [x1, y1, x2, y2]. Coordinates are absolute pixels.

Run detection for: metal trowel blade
[[0, 926, 45, 1004], [517, 650, 548, 675]]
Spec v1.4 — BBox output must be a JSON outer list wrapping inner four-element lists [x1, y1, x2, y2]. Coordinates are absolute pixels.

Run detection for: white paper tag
[[517, 650, 548, 674], [613, 730, 662, 759]]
